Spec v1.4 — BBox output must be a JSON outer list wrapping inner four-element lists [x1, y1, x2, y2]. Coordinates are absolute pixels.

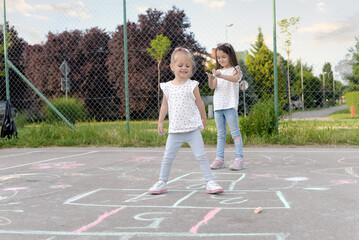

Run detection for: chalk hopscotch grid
[[0, 151, 293, 240], [63, 172, 290, 210]]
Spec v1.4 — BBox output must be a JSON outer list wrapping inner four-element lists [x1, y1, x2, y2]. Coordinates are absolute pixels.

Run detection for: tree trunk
[[287, 59, 292, 118]]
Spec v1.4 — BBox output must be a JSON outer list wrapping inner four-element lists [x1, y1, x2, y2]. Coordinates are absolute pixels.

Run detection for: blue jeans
[[159, 129, 214, 183], [214, 108, 243, 160]]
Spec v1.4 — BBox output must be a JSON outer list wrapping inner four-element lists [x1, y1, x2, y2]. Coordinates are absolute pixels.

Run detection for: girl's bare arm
[[194, 85, 207, 130], [158, 95, 168, 135], [207, 72, 217, 89], [213, 66, 243, 83]]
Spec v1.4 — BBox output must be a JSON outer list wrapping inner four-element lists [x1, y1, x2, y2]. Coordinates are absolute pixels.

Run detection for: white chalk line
[[0, 230, 291, 239], [64, 188, 290, 210], [0, 151, 41, 159], [0, 151, 99, 171]]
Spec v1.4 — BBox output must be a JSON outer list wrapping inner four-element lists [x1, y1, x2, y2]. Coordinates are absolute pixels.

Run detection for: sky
[[2, 0, 359, 82]]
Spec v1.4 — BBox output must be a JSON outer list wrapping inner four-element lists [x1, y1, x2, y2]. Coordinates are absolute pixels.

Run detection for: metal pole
[[123, 0, 130, 133], [65, 64, 68, 100], [243, 88, 246, 117], [322, 72, 326, 107], [332, 74, 335, 103], [301, 59, 304, 110], [3, 0, 10, 100], [273, 0, 279, 134]]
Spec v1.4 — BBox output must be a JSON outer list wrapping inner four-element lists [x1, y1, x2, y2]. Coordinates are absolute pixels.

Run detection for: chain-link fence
[[0, 0, 355, 130]]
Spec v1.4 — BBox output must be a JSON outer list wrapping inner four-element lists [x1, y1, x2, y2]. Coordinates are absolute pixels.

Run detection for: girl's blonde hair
[[170, 47, 196, 77]]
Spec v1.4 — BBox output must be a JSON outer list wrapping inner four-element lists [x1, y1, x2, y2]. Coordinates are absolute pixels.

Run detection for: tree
[[348, 37, 359, 84], [292, 60, 322, 108], [23, 28, 112, 120], [0, 32, 11, 76], [278, 17, 300, 114], [245, 28, 286, 101], [237, 59, 256, 116], [0, 23, 28, 110], [77, 28, 112, 120], [23, 30, 83, 119], [321, 62, 336, 106], [146, 34, 171, 113], [339, 36, 359, 88], [107, 6, 207, 120]]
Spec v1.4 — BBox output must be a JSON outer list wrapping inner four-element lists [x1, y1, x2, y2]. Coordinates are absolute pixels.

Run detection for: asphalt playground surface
[[0, 147, 358, 240]]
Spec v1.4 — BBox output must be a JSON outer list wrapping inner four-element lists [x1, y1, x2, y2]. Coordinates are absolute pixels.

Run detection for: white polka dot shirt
[[213, 66, 242, 111], [160, 79, 203, 133]]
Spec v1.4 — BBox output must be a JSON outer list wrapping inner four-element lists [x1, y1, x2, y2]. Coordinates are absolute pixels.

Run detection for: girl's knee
[[233, 136, 241, 144], [195, 153, 208, 162], [217, 132, 226, 139]]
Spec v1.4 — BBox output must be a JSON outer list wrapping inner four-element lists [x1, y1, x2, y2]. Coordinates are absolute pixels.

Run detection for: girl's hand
[[206, 72, 214, 80], [202, 119, 207, 132], [212, 69, 221, 78], [158, 122, 165, 135]]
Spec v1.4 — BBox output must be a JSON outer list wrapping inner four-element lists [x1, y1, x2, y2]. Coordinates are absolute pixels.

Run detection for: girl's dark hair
[[215, 43, 239, 69]]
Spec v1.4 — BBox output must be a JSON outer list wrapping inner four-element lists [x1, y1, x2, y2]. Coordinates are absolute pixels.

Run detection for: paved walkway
[[0, 147, 358, 239], [288, 105, 347, 119]]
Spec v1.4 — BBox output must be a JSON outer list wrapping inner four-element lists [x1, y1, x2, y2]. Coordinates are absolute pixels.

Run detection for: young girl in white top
[[207, 43, 245, 171], [149, 47, 223, 195]]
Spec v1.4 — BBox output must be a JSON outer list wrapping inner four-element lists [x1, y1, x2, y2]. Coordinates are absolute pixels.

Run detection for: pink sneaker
[[229, 158, 244, 171], [210, 157, 224, 169]]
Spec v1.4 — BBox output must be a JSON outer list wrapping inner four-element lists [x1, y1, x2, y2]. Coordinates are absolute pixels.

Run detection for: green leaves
[[146, 34, 171, 63], [146, 34, 171, 113], [278, 17, 300, 56]]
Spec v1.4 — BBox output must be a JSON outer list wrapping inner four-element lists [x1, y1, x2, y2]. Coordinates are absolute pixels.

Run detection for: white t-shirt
[[160, 79, 203, 133], [213, 66, 242, 111]]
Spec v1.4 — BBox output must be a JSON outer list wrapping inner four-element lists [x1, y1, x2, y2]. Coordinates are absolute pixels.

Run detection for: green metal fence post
[[3, 0, 10, 100], [273, 0, 279, 135], [123, 0, 130, 133]]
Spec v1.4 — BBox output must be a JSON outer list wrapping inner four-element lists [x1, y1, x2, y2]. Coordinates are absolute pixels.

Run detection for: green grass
[[2, 109, 359, 148], [328, 108, 359, 120]]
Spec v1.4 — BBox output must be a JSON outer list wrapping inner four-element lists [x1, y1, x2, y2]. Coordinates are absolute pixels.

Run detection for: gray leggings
[[159, 129, 214, 183]]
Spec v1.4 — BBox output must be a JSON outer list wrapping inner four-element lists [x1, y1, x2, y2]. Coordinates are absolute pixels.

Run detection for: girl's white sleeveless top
[[160, 79, 203, 133], [213, 66, 242, 111]]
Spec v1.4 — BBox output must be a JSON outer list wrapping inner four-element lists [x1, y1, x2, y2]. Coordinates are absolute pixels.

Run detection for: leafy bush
[[345, 91, 359, 113], [14, 110, 29, 128], [239, 99, 282, 137], [44, 97, 87, 123]]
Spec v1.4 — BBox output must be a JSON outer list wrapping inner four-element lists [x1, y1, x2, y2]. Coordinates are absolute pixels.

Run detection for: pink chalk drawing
[[190, 208, 221, 234], [72, 207, 126, 233], [118, 156, 162, 163], [330, 179, 357, 184], [31, 162, 85, 170], [50, 185, 72, 189], [337, 157, 359, 165]]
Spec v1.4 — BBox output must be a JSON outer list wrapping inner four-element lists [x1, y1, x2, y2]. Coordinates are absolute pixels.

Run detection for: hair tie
[[175, 47, 190, 52]]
